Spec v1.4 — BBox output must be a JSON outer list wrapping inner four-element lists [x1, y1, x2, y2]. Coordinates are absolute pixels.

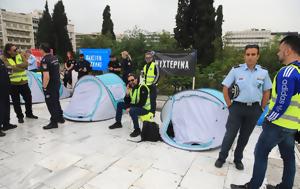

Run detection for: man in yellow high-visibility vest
[[3, 44, 38, 123], [231, 36, 300, 189], [142, 52, 159, 116], [0, 58, 17, 136], [109, 73, 151, 137]]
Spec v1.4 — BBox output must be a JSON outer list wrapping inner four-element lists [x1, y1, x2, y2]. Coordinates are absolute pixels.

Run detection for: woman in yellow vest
[[109, 73, 151, 137], [231, 36, 300, 189], [3, 44, 38, 123]]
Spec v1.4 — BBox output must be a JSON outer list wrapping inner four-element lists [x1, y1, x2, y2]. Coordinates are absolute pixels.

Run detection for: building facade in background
[[224, 28, 299, 48], [224, 29, 272, 48], [0, 9, 75, 52], [0, 9, 35, 50]]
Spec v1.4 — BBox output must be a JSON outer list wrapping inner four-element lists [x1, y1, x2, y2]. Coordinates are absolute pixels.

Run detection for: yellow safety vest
[[143, 62, 156, 85], [130, 84, 151, 112], [7, 54, 28, 82], [268, 64, 300, 131]]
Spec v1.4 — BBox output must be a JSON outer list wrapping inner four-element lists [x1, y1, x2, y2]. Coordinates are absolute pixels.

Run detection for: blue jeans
[[115, 102, 148, 129], [250, 121, 297, 189]]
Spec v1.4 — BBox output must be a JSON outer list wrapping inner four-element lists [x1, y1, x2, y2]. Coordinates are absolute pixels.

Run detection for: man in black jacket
[[109, 73, 150, 137], [75, 54, 92, 80], [0, 58, 17, 136]]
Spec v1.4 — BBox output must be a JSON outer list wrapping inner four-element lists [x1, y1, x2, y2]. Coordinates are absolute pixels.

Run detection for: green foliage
[[76, 27, 283, 95], [174, 0, 217, 68], [101, 5, 116, 40], [174, 0, 192, 49], [258, 37, 282, 80], [52, 0, 73, 60], [214, 5, 223, 59], [36, 1, 55, 48]]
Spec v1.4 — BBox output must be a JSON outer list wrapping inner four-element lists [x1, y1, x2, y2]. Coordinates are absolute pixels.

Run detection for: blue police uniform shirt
[[222, 63, 272, 103]]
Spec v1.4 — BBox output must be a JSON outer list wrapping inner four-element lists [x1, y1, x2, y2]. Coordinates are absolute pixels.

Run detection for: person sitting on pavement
[[108, 73, 151, 137]]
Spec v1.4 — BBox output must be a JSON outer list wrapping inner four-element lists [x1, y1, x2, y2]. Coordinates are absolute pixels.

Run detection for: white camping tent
[[160, 88, 228, 151], [27, 71, 71, 103], [63, 73, 126, 121]]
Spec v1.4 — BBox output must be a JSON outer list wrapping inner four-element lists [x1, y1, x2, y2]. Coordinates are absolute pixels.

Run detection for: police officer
[[3, 43, 38, 123], [75, 54, 91, 80], [108, 73, 151, 137], [142, 51, 159, 115], [0, 58, 17, 137], [39, 43, 64, 129], [215, 44, 272, 170], [231, 36, 300, 189]]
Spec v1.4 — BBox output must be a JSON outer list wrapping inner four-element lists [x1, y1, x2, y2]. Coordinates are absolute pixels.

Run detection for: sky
[[1, 0, 299, 34]]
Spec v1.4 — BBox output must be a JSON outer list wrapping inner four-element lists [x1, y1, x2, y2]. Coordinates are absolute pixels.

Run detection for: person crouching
[[109, 73, 151, 137]]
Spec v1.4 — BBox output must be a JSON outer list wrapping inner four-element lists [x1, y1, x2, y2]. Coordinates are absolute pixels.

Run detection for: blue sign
[[79, 48, 111, 71]]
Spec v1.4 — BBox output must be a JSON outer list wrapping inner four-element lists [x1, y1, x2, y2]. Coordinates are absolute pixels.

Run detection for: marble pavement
[[0, 99, 299, 189]]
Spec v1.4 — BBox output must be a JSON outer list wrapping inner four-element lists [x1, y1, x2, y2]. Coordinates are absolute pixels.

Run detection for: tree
[[214, 5, 223, 59], [101, 5, 116, 40], [36, 1, 54, 48], [52, 0, 73, 59], [174, 0, 217, 67], [174, 0, 191, 49], [190, 0, 216, 68]]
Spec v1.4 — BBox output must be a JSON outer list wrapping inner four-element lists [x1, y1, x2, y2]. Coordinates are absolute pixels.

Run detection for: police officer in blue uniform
[[39, 43, 64, 129], [0, 58, 17, 136], [215, 44, 272, 170]]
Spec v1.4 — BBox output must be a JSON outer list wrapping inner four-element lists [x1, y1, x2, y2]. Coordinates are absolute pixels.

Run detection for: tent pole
[[192, 76, 195, 90]]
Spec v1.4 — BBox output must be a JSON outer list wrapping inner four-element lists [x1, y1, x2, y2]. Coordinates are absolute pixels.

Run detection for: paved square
[[0, 99, 299, 189]]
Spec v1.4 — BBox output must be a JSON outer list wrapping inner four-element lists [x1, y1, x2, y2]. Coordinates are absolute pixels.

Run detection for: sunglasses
[[128, 79, 135, 82], [12, 48, 18, 52]]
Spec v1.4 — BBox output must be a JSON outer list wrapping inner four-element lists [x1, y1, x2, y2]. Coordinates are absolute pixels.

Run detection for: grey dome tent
[[63, 73, 125, 121], [160, 88, 228, 151], [27, 71, 71, 103]]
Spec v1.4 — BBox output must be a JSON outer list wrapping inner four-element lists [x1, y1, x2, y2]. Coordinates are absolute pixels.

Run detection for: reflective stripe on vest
[[7, 54, 28, 82], [130, 84, 151, 111], [268, 64, 300, 130], [143, 62, 156, 85]]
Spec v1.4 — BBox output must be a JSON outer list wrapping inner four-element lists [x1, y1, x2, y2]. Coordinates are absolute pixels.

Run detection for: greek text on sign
[[156, 60, 189, 70]]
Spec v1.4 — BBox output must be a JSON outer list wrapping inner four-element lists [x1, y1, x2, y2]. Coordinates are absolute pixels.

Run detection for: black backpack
[[141, 121, 162, 142]]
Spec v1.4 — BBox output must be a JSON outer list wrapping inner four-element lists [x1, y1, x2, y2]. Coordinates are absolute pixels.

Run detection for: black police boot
[[0, 130, 6, 137], [18, 118, 24, 123], [230, 182, 250, 189], [130, 128, 141, 137], [109, 122, 122, 129], [26, 114, 38, 119], [214, 159, 225, 168], [2, 123, 17, 131], [43, 122, 58, 130], [234, 161, 244, 170], [58, 117, 65, 124]]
